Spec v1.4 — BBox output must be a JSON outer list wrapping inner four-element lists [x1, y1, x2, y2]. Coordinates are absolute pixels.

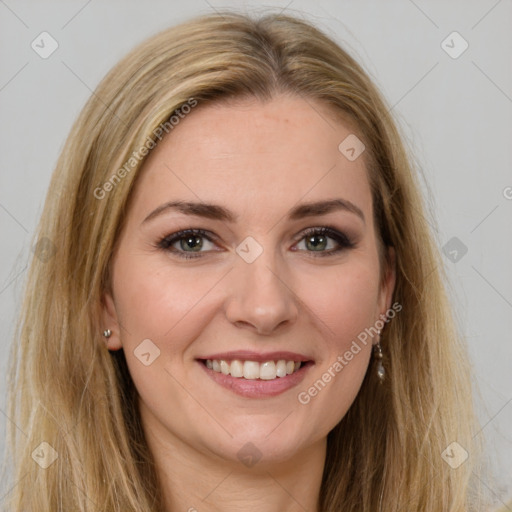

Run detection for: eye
[[292, 226, 355, 257], [157, 229, 218, 259]]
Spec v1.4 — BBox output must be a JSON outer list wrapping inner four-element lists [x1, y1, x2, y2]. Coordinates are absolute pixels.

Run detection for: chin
[[204, 426, 312, 467]]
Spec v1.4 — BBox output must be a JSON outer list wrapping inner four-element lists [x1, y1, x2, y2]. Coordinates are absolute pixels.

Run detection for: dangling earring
[[373, 331, 385, 383], [103, 329, 112, 338]]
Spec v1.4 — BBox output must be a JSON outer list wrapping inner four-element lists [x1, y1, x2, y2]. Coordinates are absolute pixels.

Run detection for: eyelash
[[156, 227, 355, 260]]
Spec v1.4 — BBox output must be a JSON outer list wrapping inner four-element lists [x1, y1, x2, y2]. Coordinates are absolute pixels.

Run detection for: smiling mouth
[[199, 359, 309, 380]]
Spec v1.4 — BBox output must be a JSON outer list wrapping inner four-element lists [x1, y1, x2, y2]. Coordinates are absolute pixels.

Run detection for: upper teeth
[[206, 359, 301, 380]]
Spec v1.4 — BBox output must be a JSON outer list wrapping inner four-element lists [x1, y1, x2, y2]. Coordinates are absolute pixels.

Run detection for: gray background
[[1, 0, 511, 509]]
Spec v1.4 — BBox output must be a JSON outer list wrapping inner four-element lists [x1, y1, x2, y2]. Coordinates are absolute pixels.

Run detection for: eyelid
[[292, 225, 352, 243], [157, 228, 218, 251]]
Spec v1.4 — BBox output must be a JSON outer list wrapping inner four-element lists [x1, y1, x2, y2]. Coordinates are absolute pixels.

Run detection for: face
[[102, 94, 395, 468]]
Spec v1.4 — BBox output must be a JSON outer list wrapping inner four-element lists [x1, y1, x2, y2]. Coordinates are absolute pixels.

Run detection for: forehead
[[129, 94, 373, 225]]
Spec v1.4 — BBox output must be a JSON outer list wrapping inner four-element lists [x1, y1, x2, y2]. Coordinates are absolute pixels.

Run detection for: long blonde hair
[[4, 11, 487, 511]]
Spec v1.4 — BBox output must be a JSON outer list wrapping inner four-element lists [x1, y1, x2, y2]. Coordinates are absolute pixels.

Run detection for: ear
[[101, 291, 123, 351], [376, 246, 397, 337]]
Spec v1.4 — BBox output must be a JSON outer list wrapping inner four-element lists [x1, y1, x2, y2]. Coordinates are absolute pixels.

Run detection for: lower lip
[[197, 360, 313, 398]]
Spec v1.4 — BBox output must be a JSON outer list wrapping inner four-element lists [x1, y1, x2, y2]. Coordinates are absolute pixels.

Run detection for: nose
[[224, 249, 299, 336]]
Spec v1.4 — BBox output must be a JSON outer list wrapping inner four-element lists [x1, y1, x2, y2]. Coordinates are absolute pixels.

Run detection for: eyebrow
[[142, 198, 365, 225]]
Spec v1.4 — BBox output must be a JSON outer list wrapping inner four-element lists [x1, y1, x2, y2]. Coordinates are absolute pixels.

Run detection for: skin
[[102, 93, 396, 512]]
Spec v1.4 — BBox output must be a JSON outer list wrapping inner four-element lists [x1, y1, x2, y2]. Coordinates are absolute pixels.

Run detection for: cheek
[[111, 257, 216, 422], [301, 260, 381, 348], [293, 261, 380, 428], [113, 255, 221, 345]]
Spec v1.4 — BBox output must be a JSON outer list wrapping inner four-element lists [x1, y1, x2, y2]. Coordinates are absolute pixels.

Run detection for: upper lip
[[197, 350, 312, 363]]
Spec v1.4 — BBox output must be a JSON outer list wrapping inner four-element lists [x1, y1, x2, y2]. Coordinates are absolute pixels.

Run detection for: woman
[[4, 11, 487, 511]]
